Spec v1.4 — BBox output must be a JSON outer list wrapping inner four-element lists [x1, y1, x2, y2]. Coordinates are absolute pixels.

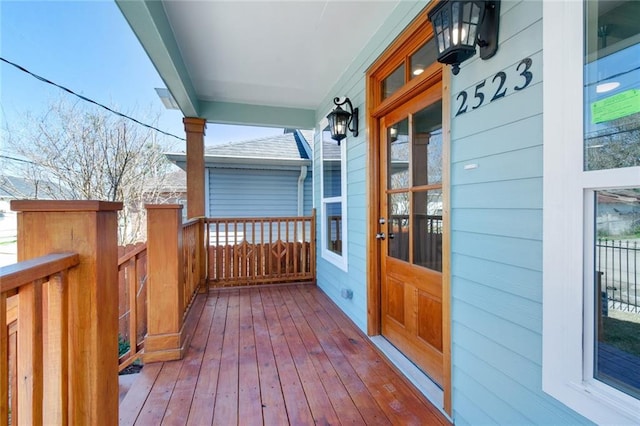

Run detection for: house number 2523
[[455, 57, 533, 117]]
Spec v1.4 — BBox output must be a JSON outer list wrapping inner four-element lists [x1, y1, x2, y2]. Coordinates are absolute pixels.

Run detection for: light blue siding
[[449, 1, 590, 423], [208, 168, 310, 218]]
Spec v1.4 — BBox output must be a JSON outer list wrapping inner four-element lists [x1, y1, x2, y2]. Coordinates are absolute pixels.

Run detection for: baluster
[[1, 292, 8, 426]]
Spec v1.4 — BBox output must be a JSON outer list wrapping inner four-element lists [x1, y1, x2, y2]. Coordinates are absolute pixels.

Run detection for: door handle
[[376, 232, 386, 240]]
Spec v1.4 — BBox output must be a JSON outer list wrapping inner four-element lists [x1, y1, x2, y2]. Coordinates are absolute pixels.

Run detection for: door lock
[[375, 232, 386, 240], [379, 217, 386, 225]]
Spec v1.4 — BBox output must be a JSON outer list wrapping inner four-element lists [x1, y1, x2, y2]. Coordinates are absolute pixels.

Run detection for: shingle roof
[[0, 175, 60, 199], [205, 130, 312, 160]]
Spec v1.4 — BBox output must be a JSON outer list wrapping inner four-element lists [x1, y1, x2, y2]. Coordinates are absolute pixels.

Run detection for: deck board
[[162, 296, 216, 425], [212, 291, 240, 426], [186, 293, 226, 425], [120, 284, 451, 426]]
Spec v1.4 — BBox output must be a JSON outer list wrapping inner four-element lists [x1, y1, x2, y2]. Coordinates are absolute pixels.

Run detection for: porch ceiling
[[116, 0, 400, 129]]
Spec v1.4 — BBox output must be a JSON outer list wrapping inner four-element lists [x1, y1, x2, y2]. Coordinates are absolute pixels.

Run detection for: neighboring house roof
[[166, 129, 313, 171], [0, 175, 60, 200], [143, 170, 187, 194], [322, 137, 341, 161]]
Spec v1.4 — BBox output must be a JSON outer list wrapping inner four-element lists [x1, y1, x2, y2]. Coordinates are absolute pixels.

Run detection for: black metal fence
[[597, 239, 639, 312]]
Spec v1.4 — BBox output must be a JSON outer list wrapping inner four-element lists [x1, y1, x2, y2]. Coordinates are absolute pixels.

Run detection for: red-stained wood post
[[184, 117, 208, 290], [184, 117, 206, 220], [11, 200, 121, 426], [144, 204, 186, 362]]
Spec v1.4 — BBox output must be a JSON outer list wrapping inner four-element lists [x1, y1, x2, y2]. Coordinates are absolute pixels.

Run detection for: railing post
[[144, 204, 186, 362], [11, 200, 122, 426]]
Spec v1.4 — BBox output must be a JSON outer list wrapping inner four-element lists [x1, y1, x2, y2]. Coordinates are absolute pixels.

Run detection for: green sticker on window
[[591, 89, 640, 124]]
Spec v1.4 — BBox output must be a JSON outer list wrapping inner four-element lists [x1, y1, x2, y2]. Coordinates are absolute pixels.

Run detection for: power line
[[0, 154, 35, 164], [1, 57, 186, 142]]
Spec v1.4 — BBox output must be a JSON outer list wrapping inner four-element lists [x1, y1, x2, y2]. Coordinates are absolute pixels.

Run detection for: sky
[[0, 0, 283, 157]]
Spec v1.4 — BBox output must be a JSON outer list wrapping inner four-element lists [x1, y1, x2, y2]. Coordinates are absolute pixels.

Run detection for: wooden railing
[[206, 210, 316, 287], [1, 252, 80, 425], [182, 218, 205, 312], [117, 243, 147, 372]]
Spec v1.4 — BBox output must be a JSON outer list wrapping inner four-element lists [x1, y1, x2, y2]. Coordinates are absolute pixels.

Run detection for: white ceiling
[[161, 1, 400, 110]]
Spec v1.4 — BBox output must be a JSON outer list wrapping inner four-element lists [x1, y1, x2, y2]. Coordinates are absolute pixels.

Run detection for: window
[[320, 121, 347, 270], [543, 1, 640, 423], [380, 38, 438, 101]]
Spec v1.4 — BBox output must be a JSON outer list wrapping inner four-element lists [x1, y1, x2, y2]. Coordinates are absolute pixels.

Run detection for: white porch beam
[[199, 101, 316, 129], [115, 0, 199, 117]]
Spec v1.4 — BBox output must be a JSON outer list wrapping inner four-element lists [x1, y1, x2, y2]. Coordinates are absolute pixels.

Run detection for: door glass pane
[[409, 39, 438, 79], [382, 64, 405, 100], [413, 189, 443, 271], [413, 101, 443, 186], [584, 1, 640, 171], [326, 202, 342, 255], [594, 188, 640, 398], [388, 118, 410, 189], [388, 192, 409, 262]]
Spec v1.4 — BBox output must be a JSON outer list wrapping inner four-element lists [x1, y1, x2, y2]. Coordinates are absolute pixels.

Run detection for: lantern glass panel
[[329, 111, 348, 140], [433, 14, 445, 53], [442, 7, 451, 50], [452, 2, 461, 45], [468, 3, 481, 45]]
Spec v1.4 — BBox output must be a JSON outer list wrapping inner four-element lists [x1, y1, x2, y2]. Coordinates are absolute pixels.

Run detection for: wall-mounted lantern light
[[327, 97, 358, 145], [428, 0, 501, 75]]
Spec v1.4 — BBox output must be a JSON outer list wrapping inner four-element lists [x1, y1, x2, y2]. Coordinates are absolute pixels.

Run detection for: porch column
[[12, 200, 122, 426], [144, 204, 186, 362], [184, 117, 207, 219]]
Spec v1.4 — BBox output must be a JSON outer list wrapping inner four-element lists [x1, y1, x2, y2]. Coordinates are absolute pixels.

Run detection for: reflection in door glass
[[413, 101, 443, 186], [388, 118, 410, 190], [409, 39, 438, 80], [388, 192, 409, 262], [382, 64, 405, 100], [413, 189, 443, 271], [594, 188, 640, 399]]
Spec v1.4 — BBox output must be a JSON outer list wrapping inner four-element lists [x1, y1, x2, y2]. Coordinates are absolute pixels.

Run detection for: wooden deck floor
[[119, 284, 450, 425]]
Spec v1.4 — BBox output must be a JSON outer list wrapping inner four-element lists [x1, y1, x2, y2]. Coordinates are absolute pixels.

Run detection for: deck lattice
[[119, 284, 450, 425]]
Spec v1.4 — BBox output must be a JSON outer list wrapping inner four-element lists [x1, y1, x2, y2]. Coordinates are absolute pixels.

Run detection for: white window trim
[[319, 117, 348, 271], [542, 1, 640, 424], [204, 168, 210, 217]]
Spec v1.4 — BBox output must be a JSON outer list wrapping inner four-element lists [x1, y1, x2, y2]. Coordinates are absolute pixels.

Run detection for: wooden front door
[[379, 81, 444, 386]]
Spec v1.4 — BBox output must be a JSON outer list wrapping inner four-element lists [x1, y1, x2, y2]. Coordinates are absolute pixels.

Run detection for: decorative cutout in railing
[[206, 211, 316, 288]]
